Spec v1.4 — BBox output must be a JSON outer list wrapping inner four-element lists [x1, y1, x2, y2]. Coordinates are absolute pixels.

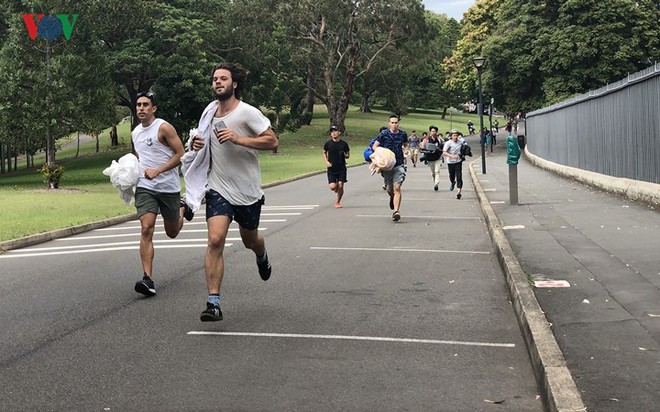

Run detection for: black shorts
[[327, 169, 347, 184], [205, 189, 264, 231]]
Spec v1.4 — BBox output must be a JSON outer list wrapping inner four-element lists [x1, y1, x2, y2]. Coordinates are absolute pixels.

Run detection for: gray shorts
[[135, 187, 180, 221], [381, 165, 406, 189]]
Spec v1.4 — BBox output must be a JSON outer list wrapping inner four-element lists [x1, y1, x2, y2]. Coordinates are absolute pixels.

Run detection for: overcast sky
[[422, 0, 475, 20]]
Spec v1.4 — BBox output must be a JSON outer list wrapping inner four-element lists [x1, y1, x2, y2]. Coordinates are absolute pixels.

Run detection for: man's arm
[[215, 127, 279, 150]]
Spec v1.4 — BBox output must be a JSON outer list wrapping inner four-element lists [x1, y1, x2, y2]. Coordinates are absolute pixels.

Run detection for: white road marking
[[483, 188, 497, 192], [490, 201, 505, 204], [502, 225, 526, 230], [186, 331, 515, 348], [263, 205, 318, 210], [0, 243, 230, 259], [357, 215, 479, 220], [10, 239, 210, 252], [310, 246, 489, 255], [55, 228, 267, 241]]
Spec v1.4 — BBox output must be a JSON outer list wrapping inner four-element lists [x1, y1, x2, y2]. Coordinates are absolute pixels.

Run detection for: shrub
[[40, 163, 65, 188]]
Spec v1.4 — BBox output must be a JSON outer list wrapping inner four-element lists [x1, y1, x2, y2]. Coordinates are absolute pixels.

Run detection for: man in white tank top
[[189, 63, 279, 322], [131, 91, 191, 297]]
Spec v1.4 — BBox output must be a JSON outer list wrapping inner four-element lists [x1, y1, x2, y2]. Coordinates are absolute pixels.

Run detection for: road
[[0, 161, 543, 411]]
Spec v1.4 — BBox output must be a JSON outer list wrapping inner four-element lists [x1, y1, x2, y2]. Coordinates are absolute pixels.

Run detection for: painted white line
[[263, 205, 318, 210], [483, 188, 497, 192], [10, 238, 209, 253], [534, 280, 571, 288], [502, 225, 525, 230], [490, 201, 505, 204], [55, 228, 267, 241], [186, 331, 515, 348], [0, 243, 232, 259], [310, 246, 489, 255], [357, 215, 479, 220]]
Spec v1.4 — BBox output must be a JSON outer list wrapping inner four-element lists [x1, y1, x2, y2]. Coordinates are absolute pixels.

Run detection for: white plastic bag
[[369, 147, 396, 175], [103, 153, 140, 205]]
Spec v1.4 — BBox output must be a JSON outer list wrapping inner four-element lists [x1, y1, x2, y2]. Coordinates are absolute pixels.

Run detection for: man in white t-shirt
[[189, 63, 279, 321]]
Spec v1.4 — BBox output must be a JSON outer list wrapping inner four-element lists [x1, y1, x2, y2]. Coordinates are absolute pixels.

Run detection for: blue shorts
[[205, 189, 264, 230]]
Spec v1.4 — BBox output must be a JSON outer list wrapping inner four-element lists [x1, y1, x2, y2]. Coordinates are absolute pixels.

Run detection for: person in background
[[323, 125, 350, 208], [408, 130, 420, 167], [422, 126, 443, 191], [372, 114, 408, 222], [442, 129, 465, 200]]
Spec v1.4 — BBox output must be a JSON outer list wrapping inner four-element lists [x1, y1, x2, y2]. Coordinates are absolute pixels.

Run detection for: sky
[[422, 0, 476, 20]]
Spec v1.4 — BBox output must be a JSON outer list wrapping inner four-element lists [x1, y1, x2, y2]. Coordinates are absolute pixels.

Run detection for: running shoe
[[449, 182, 455, 191], [457, 193, 462, 200], [200, 302, 223, 321], [257, 255, 272, 281], [334, 201, 342, 208], [180, 198, 194, 221], [134, 275, 156, 296], [392, 211, 401, 222]]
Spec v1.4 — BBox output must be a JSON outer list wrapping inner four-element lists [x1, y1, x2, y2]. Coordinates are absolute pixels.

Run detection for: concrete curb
[[0, 214, 138, 253], [525, 147, 660, 208], [468, 160, 587, 412]]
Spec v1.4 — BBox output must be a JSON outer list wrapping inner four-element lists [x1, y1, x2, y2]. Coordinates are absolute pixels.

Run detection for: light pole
[[473, 56, 486, 174]]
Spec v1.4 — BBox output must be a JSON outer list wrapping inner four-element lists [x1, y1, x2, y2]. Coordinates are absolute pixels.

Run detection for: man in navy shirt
[[372, 114, 408, 222]]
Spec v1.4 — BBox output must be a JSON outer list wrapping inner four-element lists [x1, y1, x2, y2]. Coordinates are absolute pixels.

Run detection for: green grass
[[0, 106, 486, 242]]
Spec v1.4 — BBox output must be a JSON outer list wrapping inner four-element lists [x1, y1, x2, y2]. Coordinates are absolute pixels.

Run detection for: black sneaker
[[392, 211, 401, 222], [389, 193, 394, 210], [257, 255, 272, 281], [434, 184, 438, 191], [457, 193, 462, 200], [134, 275, 156, 296], [180, 198, 194, 221], [200, 302, 223, 321]]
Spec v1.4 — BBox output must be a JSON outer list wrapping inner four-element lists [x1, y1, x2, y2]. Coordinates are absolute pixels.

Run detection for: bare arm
[[215, 127, 279, 151]]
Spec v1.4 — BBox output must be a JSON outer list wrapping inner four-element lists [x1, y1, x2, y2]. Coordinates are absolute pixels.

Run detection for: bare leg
[[205, 215, 231, 294], [138, 212, 157, 276]]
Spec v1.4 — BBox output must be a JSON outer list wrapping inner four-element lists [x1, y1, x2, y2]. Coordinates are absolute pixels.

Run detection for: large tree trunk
[[75, 131, 80, 158], [359, 92, 372, 113]]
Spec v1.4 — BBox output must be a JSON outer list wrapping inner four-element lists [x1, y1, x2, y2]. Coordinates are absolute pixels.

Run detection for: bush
[[40, 163, 65, 188]]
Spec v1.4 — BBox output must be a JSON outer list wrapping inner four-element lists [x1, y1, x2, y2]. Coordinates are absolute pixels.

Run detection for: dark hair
[[136, 91, 156, 106], [429, 125, 438, 132], [389, 114, 399, 120], [211, 63, 248, 99]]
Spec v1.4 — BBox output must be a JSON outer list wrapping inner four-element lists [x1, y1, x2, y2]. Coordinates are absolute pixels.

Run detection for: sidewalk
[[468, 139, 660, 412]]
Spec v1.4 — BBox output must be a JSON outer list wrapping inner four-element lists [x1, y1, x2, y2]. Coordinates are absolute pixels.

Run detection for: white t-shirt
[[443, 139, 463, 164], [207, 101, 271, 205], [132, 118, 181, 193]]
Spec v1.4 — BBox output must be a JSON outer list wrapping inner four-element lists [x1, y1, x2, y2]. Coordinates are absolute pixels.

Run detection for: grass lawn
[[0, 106, 486, 242]]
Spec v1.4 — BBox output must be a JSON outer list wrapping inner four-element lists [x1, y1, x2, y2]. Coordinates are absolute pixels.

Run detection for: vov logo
[[22, 14, 79, 41]]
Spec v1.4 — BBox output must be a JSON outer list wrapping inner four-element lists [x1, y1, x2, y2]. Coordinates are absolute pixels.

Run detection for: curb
[[468, 160, 587, 412]]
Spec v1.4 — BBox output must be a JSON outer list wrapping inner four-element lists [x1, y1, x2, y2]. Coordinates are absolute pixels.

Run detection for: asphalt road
[[0, 160, 544, 411]]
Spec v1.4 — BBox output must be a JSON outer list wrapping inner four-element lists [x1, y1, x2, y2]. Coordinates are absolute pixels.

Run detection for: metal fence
[[526, 63, 660, 185]]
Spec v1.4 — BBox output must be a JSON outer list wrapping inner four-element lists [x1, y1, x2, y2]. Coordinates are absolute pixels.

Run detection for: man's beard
[[215, 84, 234, 101]]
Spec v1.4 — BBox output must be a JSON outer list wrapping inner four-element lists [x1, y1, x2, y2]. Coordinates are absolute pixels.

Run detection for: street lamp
[[473, 56, 486, 174]]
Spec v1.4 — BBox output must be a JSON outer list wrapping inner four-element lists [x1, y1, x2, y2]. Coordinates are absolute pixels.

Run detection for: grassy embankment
[[0, 106, 481, 242]]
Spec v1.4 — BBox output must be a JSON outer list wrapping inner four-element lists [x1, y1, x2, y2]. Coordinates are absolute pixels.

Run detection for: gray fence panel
[[526, 64, 660, 185]]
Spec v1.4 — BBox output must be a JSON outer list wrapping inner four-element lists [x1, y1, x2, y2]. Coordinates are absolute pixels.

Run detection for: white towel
[[182, 100, 218, 212]]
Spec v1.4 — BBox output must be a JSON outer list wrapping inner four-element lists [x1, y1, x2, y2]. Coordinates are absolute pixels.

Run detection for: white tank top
[[132, 118, 181, 193]]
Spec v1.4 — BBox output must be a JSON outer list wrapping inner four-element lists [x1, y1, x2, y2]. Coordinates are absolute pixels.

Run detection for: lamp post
[[473, 56, 486, 174]]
